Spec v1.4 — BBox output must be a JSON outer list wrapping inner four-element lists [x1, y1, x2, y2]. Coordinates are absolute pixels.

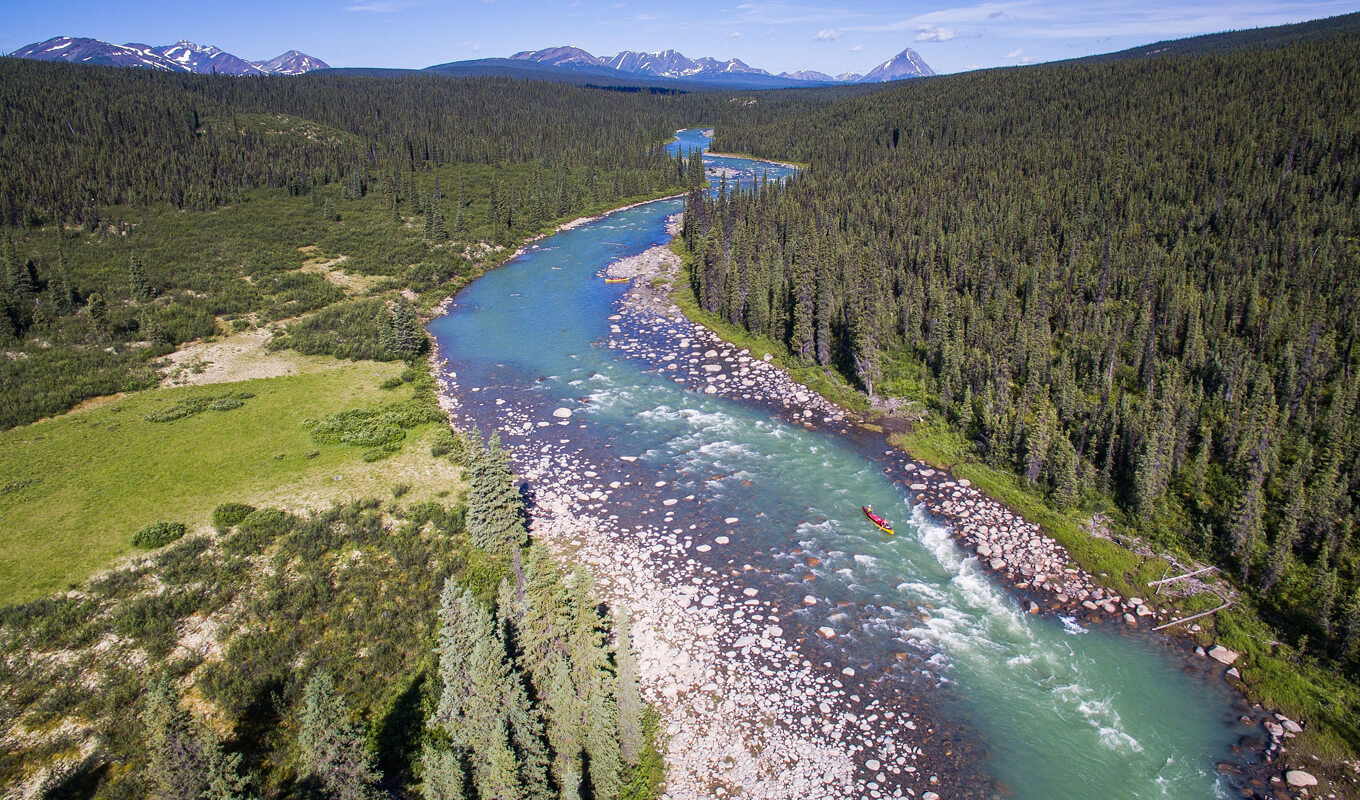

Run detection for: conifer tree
[[465, 433, 528, 556], [385, 301, 426, 359], [129, 250, 152, 301], [299, 669, 382, 800], [420, 743, 466, 800], [86, 292, 108, 339], [142, 678, 210, 800]]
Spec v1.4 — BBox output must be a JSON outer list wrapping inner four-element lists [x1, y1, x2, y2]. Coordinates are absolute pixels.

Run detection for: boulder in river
[[1285, 770, 1318, 787]]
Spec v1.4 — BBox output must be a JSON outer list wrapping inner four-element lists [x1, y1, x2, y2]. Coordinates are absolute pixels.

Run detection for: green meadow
[[0, 360, 461, 605]]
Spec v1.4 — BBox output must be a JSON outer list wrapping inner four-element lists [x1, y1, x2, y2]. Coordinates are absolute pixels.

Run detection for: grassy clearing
[[0, 360, 462, 605]]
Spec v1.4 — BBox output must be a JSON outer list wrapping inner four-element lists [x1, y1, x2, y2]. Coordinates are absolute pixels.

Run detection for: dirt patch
[[298, 253, 382, 297], [158, 328, 343, 387]]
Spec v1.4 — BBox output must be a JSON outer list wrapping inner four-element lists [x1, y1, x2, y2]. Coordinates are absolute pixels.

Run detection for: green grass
[[0, 361, 462, 605]]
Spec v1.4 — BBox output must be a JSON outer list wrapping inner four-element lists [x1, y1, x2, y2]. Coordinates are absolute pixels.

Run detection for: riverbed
[[428, 129, 1252, 799]]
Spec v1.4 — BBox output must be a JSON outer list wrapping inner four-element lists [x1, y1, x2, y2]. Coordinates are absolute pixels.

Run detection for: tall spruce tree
[[298, 670, 382, 800], [465, 433, 528, 556]]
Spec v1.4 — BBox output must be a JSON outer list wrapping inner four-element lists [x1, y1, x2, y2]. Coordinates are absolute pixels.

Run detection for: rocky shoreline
[[428, 205, 1319, 799], [596, 228, 1319, 799]]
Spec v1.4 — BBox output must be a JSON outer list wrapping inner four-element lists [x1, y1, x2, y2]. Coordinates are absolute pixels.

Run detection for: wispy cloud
[[915, 24, 958, 41], [815, 28, 839, 41], [345, 0, 418, 11], [728, 31, 742, 38], [464, 40, 482, 52], [850, 44, 865, 51], [1005, 47, 1023, 57], [733, 1, 860, 26]]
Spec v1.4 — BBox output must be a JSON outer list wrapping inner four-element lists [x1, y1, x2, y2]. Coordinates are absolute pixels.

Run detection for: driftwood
[[1152, 599, 1233, 632]]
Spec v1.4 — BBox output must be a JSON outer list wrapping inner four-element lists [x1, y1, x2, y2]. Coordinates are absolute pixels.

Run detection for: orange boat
[[862, 505, 894, 535]]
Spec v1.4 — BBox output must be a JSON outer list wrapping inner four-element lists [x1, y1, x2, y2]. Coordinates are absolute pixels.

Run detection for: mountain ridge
[[8, 36, 329, 75], [504, 44, 932, 86]]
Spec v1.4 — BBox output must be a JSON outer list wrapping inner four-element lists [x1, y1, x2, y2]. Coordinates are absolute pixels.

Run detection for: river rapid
[[428, 129, 1250, 799]]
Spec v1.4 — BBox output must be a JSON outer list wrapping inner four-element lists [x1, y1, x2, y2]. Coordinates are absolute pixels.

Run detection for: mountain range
[[504, 44, 934, 85], [7, 35, 931, 89], [8, 36, 328, 76]]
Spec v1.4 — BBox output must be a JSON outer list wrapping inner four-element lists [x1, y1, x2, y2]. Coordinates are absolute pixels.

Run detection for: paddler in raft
[[862, 505, 894, 535]]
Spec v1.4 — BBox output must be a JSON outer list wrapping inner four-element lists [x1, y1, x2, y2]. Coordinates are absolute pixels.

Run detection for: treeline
[[0, 58, 714, 429], [0, 58, 691, 228], [3, 436, 657, 799], [689, 36, 1360, 675]]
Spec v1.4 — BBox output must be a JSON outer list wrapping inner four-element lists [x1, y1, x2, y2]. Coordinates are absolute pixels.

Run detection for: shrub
[[429, 427, 456, 458], [212, 502, 257, 532], [224, 508, 298, 556], [145, 391, 251, 422], [131, 521, 186, 549]]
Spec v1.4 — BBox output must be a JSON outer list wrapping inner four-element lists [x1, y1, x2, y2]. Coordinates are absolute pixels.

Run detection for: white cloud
[[728, 31, 742, 38], [815, 28, 839, 41], [464, 41, 482, 52], [1006, 47, 1023, 58], [345, 0, 418, 11], [915, 24, 957, 41], [850, 44, 865, 51]]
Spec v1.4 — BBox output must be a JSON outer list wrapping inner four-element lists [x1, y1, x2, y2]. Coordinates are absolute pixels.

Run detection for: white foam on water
[[1060, 615, 1089, 635], [1054, 683, 1145, 754]]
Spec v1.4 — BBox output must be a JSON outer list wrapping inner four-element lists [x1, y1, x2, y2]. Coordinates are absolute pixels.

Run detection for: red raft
[[862, 505, 894, 535]]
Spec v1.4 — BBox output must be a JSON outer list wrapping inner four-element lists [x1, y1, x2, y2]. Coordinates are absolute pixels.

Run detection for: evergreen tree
[[142, 678, 210, 800], [420, 743, 466, 800], [86, 292, 108, 339], [298, 670, 382, 800], [385, 301, 426, 359], [465, 433, 528, 557], [129, 250, 153, 301]]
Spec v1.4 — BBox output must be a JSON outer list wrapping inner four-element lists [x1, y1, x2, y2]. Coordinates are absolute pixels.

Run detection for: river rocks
[[428, 206, 998, 799], [1208, 646, 1240, 665], [1285, 770, 1318, 787]]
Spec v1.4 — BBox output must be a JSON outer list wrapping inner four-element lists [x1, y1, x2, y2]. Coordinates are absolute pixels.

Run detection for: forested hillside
[[0, 59, 704, 429], [692, 35, 1360, 679]]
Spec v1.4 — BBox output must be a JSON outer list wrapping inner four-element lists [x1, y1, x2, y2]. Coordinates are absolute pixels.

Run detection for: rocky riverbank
[[597, 224, 1319, 800], [432, 210, 991, 799], [429, 199, 1319, 799]]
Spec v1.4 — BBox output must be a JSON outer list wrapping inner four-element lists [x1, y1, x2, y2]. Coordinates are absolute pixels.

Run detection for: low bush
[[212, 502, 257, 532], [144, 391, 251, 423], [223, 507, 297, 556], [131, 521, 186, 549]]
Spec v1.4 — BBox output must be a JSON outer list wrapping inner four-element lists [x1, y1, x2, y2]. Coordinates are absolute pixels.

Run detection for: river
[[428, 129, 1248, 799]]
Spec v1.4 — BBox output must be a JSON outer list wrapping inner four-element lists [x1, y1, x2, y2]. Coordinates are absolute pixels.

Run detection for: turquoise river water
[[428, 129, 1247, 799]]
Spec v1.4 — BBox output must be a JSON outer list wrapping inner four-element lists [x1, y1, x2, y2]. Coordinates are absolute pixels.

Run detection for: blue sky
[[3, 0, 1357, 75]]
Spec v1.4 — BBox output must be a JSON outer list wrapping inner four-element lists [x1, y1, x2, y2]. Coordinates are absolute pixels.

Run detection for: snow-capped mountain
[[8, 36, 329, 76], [779, 69, 837, 83], [10, 37, 186, 71], [158, 40, 269, 75], [254, 50, 331, 75], [507, 45, 932, 86], [859, 47, 935, 82], [607, 49, 765, 78], [508, 45, 604, 69]]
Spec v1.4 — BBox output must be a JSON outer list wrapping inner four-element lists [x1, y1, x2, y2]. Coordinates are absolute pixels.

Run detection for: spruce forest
[[688, 37, 1360, 681]]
